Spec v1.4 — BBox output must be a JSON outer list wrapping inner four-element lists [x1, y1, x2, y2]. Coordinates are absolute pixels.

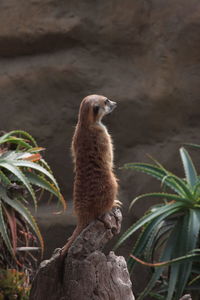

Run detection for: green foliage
[[0, 130, 66, 267], [114, 147, 200, 300], [0, 269, 30, 300]]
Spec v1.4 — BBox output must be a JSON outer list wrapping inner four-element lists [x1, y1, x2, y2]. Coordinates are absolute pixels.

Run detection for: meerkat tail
[[61, 223, 85, 256]]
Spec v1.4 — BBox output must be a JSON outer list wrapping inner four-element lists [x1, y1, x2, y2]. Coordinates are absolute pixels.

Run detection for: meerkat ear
[[93, 105, 99, 115]]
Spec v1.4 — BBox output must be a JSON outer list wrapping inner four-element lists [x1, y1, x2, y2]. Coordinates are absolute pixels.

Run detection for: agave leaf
[[188, 209, 200, 248], [1, 151, 41, 162], [124, 163, 188, 197], [22, 153, 42, 162], [0, 160, 37, 208], [123, 163, 167, 183], [128, 211, 200, 299], [0, 137, 32, 149], [114, 201, 183, 251], [12, 160, 59, 189], [121, 149, 200, 299], [193, 181, 200, 198], [130, 251, 200, 268], [127, 219, 161, 271], [162, 174, 194, 200], [180, 147, 198, 187], [175, 209, 200, 298], [189, 274, 200, 285], [147, 154, 167, 169], [3, 206, 17, 253], [0, 130, 37, 147], [147, 156, 194, 199], [137, 220, 183, 300], [173, 216, 191, 300], [184, 143, 200, 149], [29, 147, 45, 153], [127, 219, 160, 272], [0, 151, 27, 160], [39, 158, 53, 174], [24, 171, 66, 209], [127, 210, 177, 272], [165, 212, 193, 299], [167, 259, 180, 300], [24, 171, 59, 197], [0, 202, 13, 256], [136, 256, 169, 300], [151, 219, 176, 261], [130, 192, 193, 210], [0, 187, 44, 254], [144, 221, 173, 263], [149, 292, 165, 300], [0, 170, 11, 185]]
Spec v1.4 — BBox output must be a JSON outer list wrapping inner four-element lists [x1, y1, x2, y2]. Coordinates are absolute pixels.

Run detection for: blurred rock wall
[[2, 0, 200, 267]]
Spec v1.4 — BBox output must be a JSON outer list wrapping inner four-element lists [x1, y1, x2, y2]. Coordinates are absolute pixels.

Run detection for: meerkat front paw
[[113, 199, 122, 207]]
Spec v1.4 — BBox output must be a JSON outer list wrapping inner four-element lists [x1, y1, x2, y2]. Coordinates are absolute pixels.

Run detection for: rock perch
[[30, 208, 135, 300]]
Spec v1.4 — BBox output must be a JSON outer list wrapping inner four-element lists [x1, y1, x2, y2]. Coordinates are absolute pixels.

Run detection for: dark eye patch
[[104, 99, 109, 105], [93, 105, 99, 115]]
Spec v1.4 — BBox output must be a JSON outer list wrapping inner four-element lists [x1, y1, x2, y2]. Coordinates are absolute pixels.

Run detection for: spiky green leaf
[[0, 187, 44, 253], [130, 192, 193, 210], [180, 147, 198, 187], [127, 210, 177, 272], [0, 160, 37, 208], [0, 137, 32, 149], [24, 171, 66, 209], [137, 220, 183, 300], [114, 201, 183, 251], [0, 202, 13, 256], [12, 160, 59, 189], [0, 170, 11, 185], [124, 163, 192, 198], [0, 130, 37, 147]]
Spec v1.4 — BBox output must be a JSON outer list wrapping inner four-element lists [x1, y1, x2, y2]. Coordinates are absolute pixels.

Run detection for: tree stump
[[30, 208, 135, 300]]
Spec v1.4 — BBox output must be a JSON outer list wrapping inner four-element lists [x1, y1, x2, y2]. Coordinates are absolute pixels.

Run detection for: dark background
[[2, 0, 200, 295]]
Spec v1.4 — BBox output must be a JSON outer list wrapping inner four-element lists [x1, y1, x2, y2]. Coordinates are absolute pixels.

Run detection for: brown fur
[[61, 94, 119, 255]]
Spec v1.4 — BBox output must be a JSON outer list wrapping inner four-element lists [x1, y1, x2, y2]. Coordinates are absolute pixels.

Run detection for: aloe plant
[[114, 147, 200, 300], [0, 130, 66, 269]]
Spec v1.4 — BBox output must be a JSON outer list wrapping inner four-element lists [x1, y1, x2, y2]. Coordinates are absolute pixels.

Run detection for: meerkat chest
[[96, 123, 113, 166]]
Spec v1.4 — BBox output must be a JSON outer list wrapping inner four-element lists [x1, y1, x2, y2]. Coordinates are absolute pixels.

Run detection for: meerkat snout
[[106, 99, 117, 114], [100, 98, 117, 117]]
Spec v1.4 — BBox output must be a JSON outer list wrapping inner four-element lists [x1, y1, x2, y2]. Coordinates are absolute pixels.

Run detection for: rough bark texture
[[30, 208, 135, 300]]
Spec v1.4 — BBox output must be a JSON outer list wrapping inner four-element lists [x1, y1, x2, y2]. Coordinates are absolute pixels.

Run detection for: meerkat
[[61, 94, 120, 255]]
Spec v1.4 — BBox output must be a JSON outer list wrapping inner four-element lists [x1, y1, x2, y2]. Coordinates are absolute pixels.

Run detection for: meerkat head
[[78, 94, 117, 126]]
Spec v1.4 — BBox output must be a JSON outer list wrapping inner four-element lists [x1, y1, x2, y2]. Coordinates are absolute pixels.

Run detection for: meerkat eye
[[104, 99, 109, 105], [93, 105, 99, 115]]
